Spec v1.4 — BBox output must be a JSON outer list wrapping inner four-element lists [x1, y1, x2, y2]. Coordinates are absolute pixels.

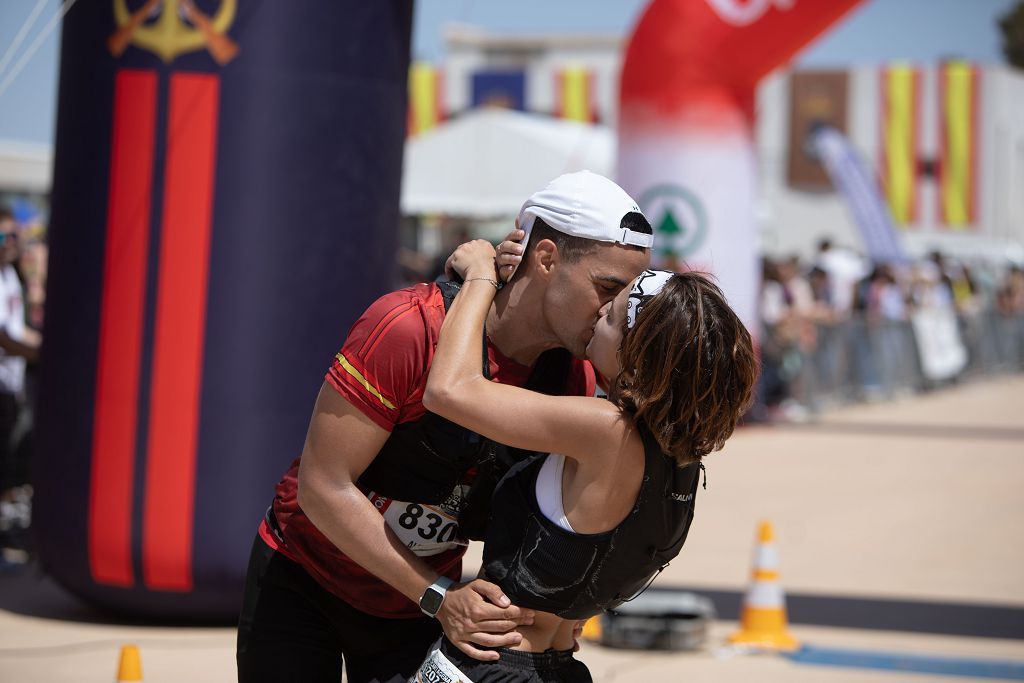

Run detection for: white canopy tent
[[401, 108, 614, 218]]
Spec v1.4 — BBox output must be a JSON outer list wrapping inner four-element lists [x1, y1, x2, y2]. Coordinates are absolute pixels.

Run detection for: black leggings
[[236, 536, 441, 683]]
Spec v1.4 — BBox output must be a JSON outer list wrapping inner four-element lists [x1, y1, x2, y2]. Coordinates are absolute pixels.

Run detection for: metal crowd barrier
[[760, 308, 1024, 414]]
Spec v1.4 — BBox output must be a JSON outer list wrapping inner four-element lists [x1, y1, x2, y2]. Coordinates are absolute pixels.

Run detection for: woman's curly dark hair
[[608, 272, 759, 465]]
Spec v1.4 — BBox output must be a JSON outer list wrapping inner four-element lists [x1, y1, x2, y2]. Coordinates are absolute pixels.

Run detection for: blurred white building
[[757, 65, 1024, 263], [405, 26, 1024, 264]]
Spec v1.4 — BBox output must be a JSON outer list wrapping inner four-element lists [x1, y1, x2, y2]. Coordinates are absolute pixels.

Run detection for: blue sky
[[0, 0, 1018, 144], [414, 0, 1016, 63]]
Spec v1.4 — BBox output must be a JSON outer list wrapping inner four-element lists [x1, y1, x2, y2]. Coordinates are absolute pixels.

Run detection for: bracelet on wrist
[[464, 277, 500, 289]]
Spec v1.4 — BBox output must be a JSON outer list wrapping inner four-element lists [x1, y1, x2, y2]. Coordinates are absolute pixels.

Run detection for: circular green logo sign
[[638, 184, 708, 259]]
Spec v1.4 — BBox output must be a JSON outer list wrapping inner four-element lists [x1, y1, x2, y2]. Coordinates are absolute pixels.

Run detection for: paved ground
[[2, 376, 1023, 681]]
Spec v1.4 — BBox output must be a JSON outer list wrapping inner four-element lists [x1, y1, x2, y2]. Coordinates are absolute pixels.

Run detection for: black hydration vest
[[481, 426, 701, 619], [356, 280, 575, 541]]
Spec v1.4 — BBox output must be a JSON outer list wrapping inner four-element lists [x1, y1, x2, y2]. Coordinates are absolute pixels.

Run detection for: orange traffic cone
[[116, 644, 143, 681], [728, 521, 799, 651]]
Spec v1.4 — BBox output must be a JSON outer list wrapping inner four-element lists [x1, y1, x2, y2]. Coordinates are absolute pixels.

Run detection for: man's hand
[[436, 579, 535, 661]]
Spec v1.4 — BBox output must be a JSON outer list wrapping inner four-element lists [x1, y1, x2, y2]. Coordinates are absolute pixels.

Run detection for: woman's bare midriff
[[477, 569, 580, 652], [514, 610, 578, 652]]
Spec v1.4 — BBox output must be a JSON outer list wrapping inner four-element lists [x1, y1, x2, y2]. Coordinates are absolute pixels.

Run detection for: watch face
[[420, 588, 444, 615]]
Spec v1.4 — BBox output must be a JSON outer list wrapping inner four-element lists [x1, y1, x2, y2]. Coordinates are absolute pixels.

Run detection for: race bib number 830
[[368, 487, 468, 557]]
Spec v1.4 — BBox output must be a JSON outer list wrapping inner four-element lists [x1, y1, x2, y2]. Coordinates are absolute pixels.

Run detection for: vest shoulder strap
[[436, 279, 489, 378]]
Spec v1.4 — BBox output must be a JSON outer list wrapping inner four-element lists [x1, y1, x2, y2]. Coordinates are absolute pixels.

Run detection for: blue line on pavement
[[786, 646, 1024, 680]]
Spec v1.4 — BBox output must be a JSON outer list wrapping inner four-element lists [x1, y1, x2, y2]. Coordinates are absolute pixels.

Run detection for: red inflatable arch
[[617, 0, 864, 329]]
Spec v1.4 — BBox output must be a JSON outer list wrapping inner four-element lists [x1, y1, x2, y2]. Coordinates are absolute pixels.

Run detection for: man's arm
[[296, 382, 533, 661]]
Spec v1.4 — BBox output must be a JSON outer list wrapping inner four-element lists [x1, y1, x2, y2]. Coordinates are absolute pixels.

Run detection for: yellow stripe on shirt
[[336, 353, 397, 410]]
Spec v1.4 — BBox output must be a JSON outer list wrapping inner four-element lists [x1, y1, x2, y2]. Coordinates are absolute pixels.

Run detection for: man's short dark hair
[[0, 206, 13, 223], [523, 211, 652, 266]]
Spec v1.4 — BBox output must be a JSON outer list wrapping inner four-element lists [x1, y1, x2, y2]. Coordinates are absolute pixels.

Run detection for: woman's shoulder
[[565, 407, 645, 470]]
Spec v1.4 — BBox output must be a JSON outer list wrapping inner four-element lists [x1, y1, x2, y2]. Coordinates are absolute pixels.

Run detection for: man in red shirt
[[237, 172, 653, 682]]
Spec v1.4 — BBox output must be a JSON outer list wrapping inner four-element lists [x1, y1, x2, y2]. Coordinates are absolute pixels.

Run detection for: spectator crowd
[[756, 239, 1024, 422]]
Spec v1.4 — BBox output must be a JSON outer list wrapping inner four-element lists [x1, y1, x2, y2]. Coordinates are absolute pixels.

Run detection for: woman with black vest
[[415, 238, 759, 682]]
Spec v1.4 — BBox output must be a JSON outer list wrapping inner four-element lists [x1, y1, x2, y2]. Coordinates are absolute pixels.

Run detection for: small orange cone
[[116, 644, 143, 681], [728, 521, 799, 651]]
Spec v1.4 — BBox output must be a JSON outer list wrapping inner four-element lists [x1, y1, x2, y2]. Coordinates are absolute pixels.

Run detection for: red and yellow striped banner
[[938, 62, 979, 229], [555, 66, 596, 123], [408, 62, 444, 136], [879, 65, 919, 226]]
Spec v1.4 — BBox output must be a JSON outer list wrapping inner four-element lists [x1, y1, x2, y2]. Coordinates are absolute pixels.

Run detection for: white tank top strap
[[534, 454, 575, 533]]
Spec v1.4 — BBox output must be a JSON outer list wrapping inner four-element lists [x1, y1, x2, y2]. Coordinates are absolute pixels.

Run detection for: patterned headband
[[625, 269, 675, 330]]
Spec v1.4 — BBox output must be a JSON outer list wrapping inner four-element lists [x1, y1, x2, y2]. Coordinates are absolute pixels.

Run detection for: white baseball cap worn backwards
[[517, 170, 654, 249]]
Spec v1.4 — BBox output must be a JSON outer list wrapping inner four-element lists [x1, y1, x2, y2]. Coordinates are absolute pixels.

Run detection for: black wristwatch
[[419, 577, 454, 618]]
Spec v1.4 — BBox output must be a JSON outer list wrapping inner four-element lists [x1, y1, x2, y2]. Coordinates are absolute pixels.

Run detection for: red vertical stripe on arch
[[89, 69, 158, 587], [142, 72, 219, 591]]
